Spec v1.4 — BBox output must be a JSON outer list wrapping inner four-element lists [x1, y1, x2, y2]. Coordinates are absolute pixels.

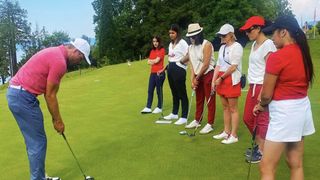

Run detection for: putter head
[[85, 176, 94, 180], [45, 176, 61, 180], [179, 130, 187, 135]]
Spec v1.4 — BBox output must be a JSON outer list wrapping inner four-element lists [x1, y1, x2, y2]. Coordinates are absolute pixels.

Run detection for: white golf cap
[[71, 38, 91, 65], [216, 23, 234, 35]]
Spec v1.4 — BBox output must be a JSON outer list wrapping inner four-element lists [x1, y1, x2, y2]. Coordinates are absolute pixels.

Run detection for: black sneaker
[[246, 149, 262, 164], [244, 144, 258, 157]]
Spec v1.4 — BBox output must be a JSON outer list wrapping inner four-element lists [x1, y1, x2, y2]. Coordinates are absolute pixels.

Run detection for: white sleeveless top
[[188, 39, 215, 75]]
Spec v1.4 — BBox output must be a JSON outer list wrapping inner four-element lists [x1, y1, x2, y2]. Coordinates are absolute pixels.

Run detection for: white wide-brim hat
[[186, 23, 203, 37], [71, 38, 91, 65]]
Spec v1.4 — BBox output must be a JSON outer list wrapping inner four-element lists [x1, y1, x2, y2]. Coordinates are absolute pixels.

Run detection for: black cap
[[262, 15, 300, 34]]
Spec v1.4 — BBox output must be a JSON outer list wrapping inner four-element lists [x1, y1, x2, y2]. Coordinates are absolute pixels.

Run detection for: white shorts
[[266, 97, 315, 142]]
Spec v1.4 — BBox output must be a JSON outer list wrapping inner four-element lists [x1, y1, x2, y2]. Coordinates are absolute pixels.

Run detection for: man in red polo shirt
[[6, 38, 91, 180]]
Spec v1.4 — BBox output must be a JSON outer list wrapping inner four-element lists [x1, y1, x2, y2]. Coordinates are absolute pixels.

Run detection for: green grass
[[0, 40, 319, 180]]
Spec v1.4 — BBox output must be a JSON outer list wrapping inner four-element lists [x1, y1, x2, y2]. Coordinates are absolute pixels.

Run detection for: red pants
[[243, 84, 269, 139], [195, 71, 216, 125]]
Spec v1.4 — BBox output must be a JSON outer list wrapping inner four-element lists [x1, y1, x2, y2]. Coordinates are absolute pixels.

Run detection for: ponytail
[[289, 29, 314, 84]]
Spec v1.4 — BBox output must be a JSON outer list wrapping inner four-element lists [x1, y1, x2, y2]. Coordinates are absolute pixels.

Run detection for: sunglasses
[[219, 34, 227, 38], [245, 26, 256, 33]]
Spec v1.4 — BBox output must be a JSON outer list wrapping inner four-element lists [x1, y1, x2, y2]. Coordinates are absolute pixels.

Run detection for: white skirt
[[266, 96, 315, 142]]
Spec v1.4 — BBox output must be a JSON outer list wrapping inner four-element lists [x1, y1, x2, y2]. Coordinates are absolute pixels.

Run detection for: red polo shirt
[[10, 45, 67, 95], [266, 44, 308, 100], [149, 48, 165, 73]]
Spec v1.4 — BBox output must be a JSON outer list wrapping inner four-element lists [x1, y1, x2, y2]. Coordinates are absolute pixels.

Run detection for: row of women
[[140, 15, 315, 179]]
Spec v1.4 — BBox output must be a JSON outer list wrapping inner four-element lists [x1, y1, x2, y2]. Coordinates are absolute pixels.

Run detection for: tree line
[[0, 0, 294, 84], [0, 0, 90, 84], [92, 0, 293, 66]]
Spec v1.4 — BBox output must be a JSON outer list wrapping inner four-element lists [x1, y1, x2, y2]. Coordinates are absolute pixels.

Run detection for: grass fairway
[[0, 40, 319, 180]]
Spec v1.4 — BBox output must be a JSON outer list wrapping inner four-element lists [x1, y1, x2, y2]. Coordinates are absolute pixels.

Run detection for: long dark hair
[[152, 36, 164, 50], [192, 31, 204, 45], [288, 29, 314, 84], [170, 24, 181, 44]]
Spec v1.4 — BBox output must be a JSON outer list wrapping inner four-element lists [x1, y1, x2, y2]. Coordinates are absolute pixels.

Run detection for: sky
[[288, 0, 320, 25], [17, 0, 96, 39]]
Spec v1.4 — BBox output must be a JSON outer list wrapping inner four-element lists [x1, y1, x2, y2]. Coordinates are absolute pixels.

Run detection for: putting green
[[0, 40, 319, 179]]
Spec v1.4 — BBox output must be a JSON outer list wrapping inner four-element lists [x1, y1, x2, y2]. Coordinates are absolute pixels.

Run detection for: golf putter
[[157, 73, 165, 120], [62, 133, 94, 180], [189, 90, 215, 137], [155, 73, 173, 124], [179, 89, 195, 135], [246, 126, 258, 180]]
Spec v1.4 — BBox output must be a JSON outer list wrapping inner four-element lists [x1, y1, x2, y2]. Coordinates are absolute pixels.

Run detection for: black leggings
[[167, 62, 189, 118]]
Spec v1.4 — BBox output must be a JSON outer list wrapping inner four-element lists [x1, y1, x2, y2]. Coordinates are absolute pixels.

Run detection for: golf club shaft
[[246, 125, 258, 180], [157, 74, 164, 120], [192, 92, 214, 135], [62, 133, 86, 178], [186, 90, 195, 123]]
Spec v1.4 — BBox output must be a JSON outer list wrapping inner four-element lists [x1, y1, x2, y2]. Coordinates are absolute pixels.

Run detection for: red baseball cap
[[240, 16, 265, 31]]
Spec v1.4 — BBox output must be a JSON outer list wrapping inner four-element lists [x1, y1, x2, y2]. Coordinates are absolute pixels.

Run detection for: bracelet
[[259, 102, 268, 107]]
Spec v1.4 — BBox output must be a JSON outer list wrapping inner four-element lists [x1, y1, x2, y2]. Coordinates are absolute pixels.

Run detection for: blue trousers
[[146, 72, 165, 108], [7, 87, 46, 180]]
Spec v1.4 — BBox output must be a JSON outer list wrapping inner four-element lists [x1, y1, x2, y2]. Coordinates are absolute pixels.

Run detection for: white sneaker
[[141, 107, 152, 114], [213, 131, 229, 140], [174, 118, 187, 125], [163, 113, 179, 120], [199, 123, 213, 134], [45, 174, 61, 180], [221, 135, 239, 144], [185, 120, 201, 129], [152, 107, 162, 114]]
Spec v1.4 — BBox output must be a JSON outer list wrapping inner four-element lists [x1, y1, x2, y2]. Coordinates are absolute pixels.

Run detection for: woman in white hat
[[212, 24, 243, 144], [183, 23, 216, 134]]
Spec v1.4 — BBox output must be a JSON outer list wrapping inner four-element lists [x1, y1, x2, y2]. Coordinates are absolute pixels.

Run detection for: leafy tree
[[18, 25, 47, 67], [42, 31, 70, 47], [18, 29, 70, 67], [0, 0, 30, 76], [316, 21, 320, 35], [0, 32, 9, 84], [92, 0, 293, 65]]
